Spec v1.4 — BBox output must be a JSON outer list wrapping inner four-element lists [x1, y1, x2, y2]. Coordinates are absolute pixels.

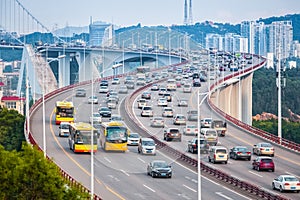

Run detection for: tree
[[0, 107, 25, 151], [0, 144, 90, 199]]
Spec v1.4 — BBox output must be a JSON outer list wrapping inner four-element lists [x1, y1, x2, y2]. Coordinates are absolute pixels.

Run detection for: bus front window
[[107, 127, 128, 143]]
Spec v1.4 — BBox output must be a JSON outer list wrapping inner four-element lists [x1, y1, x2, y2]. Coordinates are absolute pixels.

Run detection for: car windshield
[[190, 110, 197, 114], [143, 107, 152, 110], [284, 177, 298, 182], [153, 162, 168, 168], [129, 133, 140, 138], [60, 124, 69, 129], [236, 147, 247, 151], [206, 130, 216, 136], [200, 140, 207, 144], [169, 129, 179, 133], [142, 140, 155, 146], [261, 143, 272, 147], [100, 107, 110, 111], [216, 149, 227, 154], [261, 158, 273, 163], [93, 113, 101, 117]]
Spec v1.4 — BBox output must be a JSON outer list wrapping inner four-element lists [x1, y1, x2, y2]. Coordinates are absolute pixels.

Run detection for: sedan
[[229, 146, 251, 160], [98, 107, 112, 117], [141, 91, 151, 99], [127, 132, 141, 146], [150, 117, 165, 128], [157, 98, 168, 107], [173, 114, 187, 125], [147, 160, 172, 178], [112, 78, 120, 84], [253, 142, 274, 157], [118, 85, 128, 94], [252, 156, 275, 172], [178, 98, 188, 107], [183, 124, 198, 135], [88, 96, 98, 104], [89, 112, 102, 124], [151, 84, 159, 91], [188, 137, 209, 154], [99, 86, 109, 93], [272, 175, 300, 193]]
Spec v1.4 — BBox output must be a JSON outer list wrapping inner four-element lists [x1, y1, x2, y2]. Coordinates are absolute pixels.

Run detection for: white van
[[208, 146, 228, 164], [58, 122, 70, 137], [166, 79, 177, 91], [138, 138, 156, 155], [200, 128, 218, 145]]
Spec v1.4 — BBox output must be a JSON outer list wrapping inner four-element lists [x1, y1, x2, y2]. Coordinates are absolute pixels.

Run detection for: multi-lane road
[[30, 67, 299, 199]]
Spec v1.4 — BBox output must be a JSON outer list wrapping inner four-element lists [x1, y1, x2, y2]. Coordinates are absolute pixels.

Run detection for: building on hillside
[[89, 19, 114, 47]]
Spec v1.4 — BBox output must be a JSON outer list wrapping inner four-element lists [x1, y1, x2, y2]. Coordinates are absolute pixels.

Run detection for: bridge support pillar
[[241, 74, 253, 125], [58, 53, 70, 88]]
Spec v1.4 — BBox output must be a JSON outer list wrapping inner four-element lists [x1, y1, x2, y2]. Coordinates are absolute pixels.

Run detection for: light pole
[[43, 55, 66, 157], [197, 90, 210, 200]]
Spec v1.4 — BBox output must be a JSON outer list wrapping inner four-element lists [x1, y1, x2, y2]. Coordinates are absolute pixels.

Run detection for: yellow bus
[[99, 121, 129, 152], [68, 122, 98, 153], [55, 101, 75, 125]]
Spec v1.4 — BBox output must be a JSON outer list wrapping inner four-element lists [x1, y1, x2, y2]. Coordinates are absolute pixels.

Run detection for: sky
[[18, 0, 300, 29]]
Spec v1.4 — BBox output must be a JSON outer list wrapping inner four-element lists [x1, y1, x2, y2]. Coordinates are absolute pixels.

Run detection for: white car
[[137, 99, 147, 109], [118, 85, 128, 94], [162, 107, 174, 117], [127, 132, 141, 146], [157, 98, 168, 107], [88, 96, 98, 104], [58, 122, 70, 137], [183, 84, 192, 93], [183, 124, 198, 135], [99, 86, 109, 93], [173, 114, 187, 125], [141, 106, 153, 117], [112, 78, 120, 84], [272, 175, 300, 193], [150, 117, 165, 128], [158, 87, 167, 95], [89, 112, 102, 124]]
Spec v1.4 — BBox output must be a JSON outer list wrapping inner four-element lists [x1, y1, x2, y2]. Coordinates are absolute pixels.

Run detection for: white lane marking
[[185, 176, 198, 183], [143, 184, 156, 192], [221, 187, 252, 200], [202, 176, 220, 186], [183, 184, 197, 193], [138, 157, 146, 163], [216, 192, 233, 200], [121, 169, 130, 176], [285, 171, 300, 179], [248, 170, 263, 177], [104, 157, 111, 163]]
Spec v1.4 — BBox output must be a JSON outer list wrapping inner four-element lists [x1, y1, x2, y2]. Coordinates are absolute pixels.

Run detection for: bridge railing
[[208, 56, 300, 153]]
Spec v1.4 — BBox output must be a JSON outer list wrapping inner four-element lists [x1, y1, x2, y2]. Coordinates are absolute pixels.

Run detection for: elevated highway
[[27, 57, 300, 199]]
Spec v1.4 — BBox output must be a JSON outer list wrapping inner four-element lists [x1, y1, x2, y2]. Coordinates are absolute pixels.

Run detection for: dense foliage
[[0, 107, 25, 151], [252, 119, 300, 144], [0, 144, 90, 199], [252, 66, 300, 117]]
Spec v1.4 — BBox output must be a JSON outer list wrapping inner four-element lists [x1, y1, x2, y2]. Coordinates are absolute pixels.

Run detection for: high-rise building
[[183, 0, 188, 25], [89, 19, 112, 47], [241, 21, 256, 54], [266, 21, 293, 59]]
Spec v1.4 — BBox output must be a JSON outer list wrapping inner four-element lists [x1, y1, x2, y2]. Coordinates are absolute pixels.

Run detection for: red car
[[252, 156, 275, 172]]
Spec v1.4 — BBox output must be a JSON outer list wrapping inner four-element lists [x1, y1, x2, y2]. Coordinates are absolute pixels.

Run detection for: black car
[[193, 79, 201, 87], [100, 80, 109, 87], [188, 138, 209, 154], [229, 146, 251, 160], [98, 107, 112, 117], [147, 160, 172, 178]]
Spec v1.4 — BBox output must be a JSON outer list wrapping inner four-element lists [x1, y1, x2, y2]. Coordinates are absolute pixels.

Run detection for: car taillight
[[271, 148, 274, 151], [260, 148, 264, 151], [284, 183, 290, 186], [297, 183, 300, 186], [187, 129, 190, 131], [237, 152, 241, 154], [192, 144, 196, 147], [246, 152, 251, 155], [214, 154, 216, 159]]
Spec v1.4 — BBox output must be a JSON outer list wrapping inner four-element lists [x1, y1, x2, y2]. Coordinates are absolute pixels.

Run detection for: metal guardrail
[[124, 59, 289, 200], [208, 56, 300, 153]]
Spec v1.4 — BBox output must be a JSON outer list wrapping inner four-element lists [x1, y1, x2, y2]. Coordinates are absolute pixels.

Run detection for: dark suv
[[163, 128, 181, 142], [188, 138, 209, 154]]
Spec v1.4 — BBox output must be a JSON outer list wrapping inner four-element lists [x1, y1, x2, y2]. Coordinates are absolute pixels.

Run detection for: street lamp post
[[197, 90, 210, 200], [43, 55, 66, 158]]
